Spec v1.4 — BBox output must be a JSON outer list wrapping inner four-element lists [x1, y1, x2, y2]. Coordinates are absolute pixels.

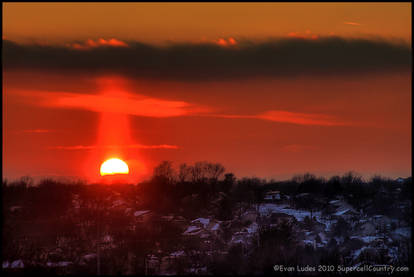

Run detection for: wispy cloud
[[18, 89, 350, 126], [15, 129, 53, 133], [257, 110, 350, 126], [214, 110, 351, 126], [48, 144, 179, 150], [17, 90, 209, 118], [344, 21, 362, 26]]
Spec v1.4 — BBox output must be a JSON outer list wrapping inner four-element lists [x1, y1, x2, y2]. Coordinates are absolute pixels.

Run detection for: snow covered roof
[[210, 223, 220, 231], [82, 254, 97, 261], [329, 200, 341, 204], [334, 209, 351, 216], [111, 199, 125, 207], [134, 210, 151, 217], [191, 218, 210, 227], [9, 206, 22, 212], [11, 260, 24, 269], [183, 226, 202, 235], [334, 208, 359, 216], [160, 215, 174, 221], [246, 222, 258, 234], [169, 250, 185, 258], [394, 227, 411, 238], [46, 261, 73, 267]]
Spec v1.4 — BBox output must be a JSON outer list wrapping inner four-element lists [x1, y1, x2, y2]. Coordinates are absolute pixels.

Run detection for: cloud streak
[[344, 21, 362, 26], [257, 110, 350, 126], [48, 144, 179, 150], [14, 89, 351, 126], [17, 90, 209, 118], [214, 110, 351, 126], [3, 37, 410, 81], [16, 129, 53, 133]]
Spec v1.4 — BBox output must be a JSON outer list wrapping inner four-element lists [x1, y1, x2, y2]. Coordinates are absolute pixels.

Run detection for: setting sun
[[100, 158, 129, 176]]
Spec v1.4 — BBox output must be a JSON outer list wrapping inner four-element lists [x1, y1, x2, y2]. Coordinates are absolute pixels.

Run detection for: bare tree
[[207, 163, 225, 181], [153, 161, 176, 183], [178, 163, 192, 183]]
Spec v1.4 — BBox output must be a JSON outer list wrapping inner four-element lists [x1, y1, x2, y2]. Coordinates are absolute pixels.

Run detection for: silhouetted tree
[[153, 160, 176, 184]]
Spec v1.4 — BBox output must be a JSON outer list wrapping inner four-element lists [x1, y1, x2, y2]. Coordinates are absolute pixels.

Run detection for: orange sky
[[2, 3, 412, 182], [3, 3, 411, 44]]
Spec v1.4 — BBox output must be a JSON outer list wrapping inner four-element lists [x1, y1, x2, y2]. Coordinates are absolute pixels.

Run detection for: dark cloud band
[[3, 37, 411, 81]]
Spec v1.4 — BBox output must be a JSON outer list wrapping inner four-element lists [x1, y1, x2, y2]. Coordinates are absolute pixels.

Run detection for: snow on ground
[[246, 222, 258, 234], [350, 235, 380, 243], [191, 218, 210, 228], [388, 247, 399, 262], [316, 242, 326, 248], [111, 199, 125, 208], [46, 261, 73, 267], [188, 266, 207, 274], [259, 203, 344, 233], [259, 203, 321, 222], [11, 260, 24, 269], [170, 250, 185, 258], [352, 246, 368, 260], [303, 239, 314, 245], [211, 223, 220, 231], [319, 218, 337, 232], [394, 227, 411, 238]]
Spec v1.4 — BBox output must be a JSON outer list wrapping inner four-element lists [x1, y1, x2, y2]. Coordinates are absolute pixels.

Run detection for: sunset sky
[[3, 3, 411, 182]]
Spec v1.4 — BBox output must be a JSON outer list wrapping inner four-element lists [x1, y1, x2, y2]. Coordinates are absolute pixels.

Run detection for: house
[[333, 208, 360, 221], [357, 222, 377, 236], [395, 177, 405, 184], [240, 210, 258, 224], [372, 215, 393, 232], [133, 210, 153, 223], [264, 190, 281, 201], [270, 212, 296, 225], [9, 206, 23, 213]]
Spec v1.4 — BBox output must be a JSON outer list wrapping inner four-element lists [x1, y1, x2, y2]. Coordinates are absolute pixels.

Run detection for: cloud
[[214, 110, 351, 126], [14, 90, 350, 127], [216, 37, 238, 46], [3, 37, 410, 81], [69, 38, 128, 50], [48, 144, 179, 150], [16, 90, 209, 118], [344, 21, 362, 26], [256, 110, 350, 126], [287, 31, 318, 40], [16, 129, 53, 133]]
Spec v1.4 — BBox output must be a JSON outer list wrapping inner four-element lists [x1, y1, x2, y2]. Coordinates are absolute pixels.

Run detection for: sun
[[100, 158, 129, 176]]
